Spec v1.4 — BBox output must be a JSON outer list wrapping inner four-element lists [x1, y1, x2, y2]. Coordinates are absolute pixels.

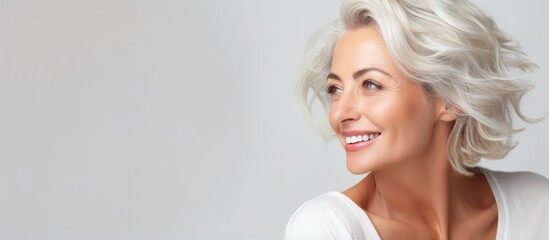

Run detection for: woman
[[286, 0, 549, 239]]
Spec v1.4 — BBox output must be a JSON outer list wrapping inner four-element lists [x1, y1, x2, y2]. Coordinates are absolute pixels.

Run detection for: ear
[[435, 99, 456, 122]]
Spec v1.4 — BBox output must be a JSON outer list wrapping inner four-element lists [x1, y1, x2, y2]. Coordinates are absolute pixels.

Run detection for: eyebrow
[[327, 68, 392, 81]]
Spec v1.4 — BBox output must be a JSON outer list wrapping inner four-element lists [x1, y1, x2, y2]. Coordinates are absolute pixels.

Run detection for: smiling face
[[328, 26, 452, 174]]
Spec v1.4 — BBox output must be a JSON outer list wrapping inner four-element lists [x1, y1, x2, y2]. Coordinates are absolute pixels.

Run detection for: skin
[[327, 26, 498, 239]]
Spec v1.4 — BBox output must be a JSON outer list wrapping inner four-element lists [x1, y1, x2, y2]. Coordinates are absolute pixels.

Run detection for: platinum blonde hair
[[298, 0, 539, 175]]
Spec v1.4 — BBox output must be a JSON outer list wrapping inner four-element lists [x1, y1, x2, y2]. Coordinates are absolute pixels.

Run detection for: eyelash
[[325, 80, 382, 95], [326, 85, 341, 95], [363, 80, 381, 90]]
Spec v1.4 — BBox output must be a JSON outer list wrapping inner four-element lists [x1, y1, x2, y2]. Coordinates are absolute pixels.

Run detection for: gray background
[[0, 0, 547, 239]]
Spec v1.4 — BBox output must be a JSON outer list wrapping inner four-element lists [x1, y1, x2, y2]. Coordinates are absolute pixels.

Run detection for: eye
[[326, 85, 343, 95], [363, 80, 381, 90]]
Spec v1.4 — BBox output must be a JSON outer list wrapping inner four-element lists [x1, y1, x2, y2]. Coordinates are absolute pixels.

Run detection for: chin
[[345, 156, 375, 175]]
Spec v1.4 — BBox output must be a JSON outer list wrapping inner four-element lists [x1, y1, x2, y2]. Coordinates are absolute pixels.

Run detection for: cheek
[[402, 96, 436, 135], [367, 96, 410, 129], [370, 95, 436, 152]]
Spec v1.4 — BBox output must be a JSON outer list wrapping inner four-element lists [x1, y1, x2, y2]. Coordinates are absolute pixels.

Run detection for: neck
[[365, 121, 470, 238], [370, 162, 457, 237]]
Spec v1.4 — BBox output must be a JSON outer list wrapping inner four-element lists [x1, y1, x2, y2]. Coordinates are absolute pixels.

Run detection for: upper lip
[[341, 130, 380, 137]]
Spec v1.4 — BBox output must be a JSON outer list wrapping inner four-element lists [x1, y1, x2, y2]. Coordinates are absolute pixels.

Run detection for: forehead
[[331, 26, 400, 77]]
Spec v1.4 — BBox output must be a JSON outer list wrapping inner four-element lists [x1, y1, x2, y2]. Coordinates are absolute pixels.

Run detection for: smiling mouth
[[345, 133, 381, 144]]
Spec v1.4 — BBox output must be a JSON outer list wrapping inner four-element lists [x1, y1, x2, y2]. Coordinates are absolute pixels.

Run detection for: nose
[[330, 91, 361, 124]]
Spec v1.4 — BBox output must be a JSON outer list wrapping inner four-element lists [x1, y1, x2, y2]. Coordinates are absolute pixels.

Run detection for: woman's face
[[328, 26, 448, 174]]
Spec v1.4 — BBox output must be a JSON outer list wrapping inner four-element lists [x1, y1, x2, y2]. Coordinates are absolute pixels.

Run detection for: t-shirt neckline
[[328, 168, 507, 239]]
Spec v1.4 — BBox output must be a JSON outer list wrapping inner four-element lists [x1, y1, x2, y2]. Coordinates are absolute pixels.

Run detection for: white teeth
[[345, 133, 381, 144]]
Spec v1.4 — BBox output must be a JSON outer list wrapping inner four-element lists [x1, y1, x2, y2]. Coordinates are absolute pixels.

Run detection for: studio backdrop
[[1, 0, 547, 239]]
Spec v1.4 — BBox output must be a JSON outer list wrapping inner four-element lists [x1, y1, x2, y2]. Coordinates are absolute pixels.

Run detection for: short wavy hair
[[298, 0, 539, 175]]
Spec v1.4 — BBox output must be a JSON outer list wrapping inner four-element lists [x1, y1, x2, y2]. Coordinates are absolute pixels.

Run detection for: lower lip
[[344, 137, 378, 152]]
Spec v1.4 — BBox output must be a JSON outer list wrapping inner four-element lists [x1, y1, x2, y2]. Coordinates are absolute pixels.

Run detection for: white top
[[285, 169, 549, 239]]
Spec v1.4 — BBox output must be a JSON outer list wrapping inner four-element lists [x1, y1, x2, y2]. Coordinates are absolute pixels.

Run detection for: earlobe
[[434, 99, 457, 122], [439, 105, 457, 122]]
